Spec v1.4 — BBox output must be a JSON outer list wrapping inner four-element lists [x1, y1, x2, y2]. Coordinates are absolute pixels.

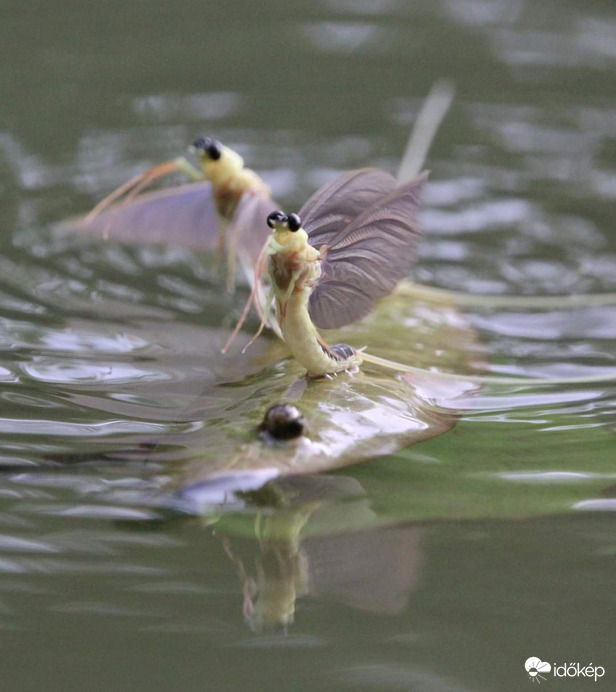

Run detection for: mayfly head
[[266, 210, 306, 252], [191, 136, 222, 161], [191, 136, 244, 184]]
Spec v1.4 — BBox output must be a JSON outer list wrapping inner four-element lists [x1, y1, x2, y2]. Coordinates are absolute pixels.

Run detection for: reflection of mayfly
[[85, 136, 278, 291]]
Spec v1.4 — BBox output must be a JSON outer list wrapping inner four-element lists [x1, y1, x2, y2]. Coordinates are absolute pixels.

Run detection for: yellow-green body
[[266, 226, 362, 378], [178, 144, 271, 290], [198, 145, 270, 219]]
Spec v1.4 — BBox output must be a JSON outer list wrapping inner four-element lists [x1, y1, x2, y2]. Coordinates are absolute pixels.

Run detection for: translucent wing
[[227, 192, 279, 265], [308, 172, 427, 329], [60, 182, 220, 250], [299, 168, 397, 250], [225, 191, 281, 295]]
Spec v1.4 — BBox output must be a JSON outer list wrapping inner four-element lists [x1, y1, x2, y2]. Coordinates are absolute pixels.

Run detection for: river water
[[1, 1, 616, 690]]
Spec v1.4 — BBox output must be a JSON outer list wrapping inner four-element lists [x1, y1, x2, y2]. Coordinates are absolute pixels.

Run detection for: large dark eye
[[206, 139, 222, 160], [259, 404, 307, 441], [287, 213, 301, 232], [267, 210, 287, 228]]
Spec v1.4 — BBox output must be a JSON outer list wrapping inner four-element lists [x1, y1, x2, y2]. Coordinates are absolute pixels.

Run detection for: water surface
[[1, 0, 616, 689]]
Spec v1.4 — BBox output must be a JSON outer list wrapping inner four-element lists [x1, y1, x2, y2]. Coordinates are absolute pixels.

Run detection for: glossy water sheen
[[2, 0, 616, 690]]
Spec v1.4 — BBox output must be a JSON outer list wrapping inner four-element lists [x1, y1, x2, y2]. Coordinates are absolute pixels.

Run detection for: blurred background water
[[1, 0, 616, 689]]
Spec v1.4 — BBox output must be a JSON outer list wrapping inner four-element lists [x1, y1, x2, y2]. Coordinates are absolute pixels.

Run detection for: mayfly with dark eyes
[[83, 136, 277, 292], [223, 168, 427, 378]]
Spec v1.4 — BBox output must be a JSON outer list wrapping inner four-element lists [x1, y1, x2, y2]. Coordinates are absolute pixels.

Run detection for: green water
[[1, 0, 616, 690]]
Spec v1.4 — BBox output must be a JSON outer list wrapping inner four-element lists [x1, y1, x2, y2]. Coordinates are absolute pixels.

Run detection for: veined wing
[[61, 182, 219, 250], [308, 172, 427, 329], [299, 168, 397, 250]]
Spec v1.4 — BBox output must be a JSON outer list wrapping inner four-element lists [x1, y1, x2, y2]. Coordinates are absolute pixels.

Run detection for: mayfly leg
[[85, 156, 203, 224], [225, 217, 243, 294], [121, 157, 204, 207], [221, 238, 270, 354], [241, 286, 276, 353], [241, 256, 301, 352]]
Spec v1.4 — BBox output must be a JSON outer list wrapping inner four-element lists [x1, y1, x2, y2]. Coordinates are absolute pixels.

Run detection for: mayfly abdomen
[[327, 343, 357, 361]]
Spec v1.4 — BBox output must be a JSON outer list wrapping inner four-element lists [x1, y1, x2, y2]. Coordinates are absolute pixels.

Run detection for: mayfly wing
[[228, 192, 280, 266], [221, 192, 283, 349], [62, 182, 220, 250], [308, 172, 428, 329], [299, 168, 398, 249], [225, 191, 281, 306]]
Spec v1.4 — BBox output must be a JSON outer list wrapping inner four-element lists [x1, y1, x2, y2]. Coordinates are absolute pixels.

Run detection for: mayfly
[[83, 137, 277, 291], [224, 168, 427, 378]]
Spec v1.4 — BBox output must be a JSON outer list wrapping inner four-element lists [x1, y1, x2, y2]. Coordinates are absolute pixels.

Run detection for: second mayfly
[[84, 137, 276, 291]]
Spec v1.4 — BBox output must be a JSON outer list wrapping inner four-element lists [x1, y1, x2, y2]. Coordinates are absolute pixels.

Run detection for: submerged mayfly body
[[85, 137, 277, 290], [225, 168, 427, 378]]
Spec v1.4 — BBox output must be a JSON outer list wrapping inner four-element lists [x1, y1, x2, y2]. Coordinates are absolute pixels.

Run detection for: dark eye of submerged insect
[[267, 210, 287, 228], [287, 213, 301, 232], [259, 404, 307, 441]]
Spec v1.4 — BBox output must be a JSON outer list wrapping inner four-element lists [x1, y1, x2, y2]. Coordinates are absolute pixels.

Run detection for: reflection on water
[[2, 468, 614, 691], [1, 0, 616, 688], [214, 476, 424, 631]]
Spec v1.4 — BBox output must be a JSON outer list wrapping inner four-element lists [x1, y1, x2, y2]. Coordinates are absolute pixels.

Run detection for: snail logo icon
[[525, 658, 551, 683]]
